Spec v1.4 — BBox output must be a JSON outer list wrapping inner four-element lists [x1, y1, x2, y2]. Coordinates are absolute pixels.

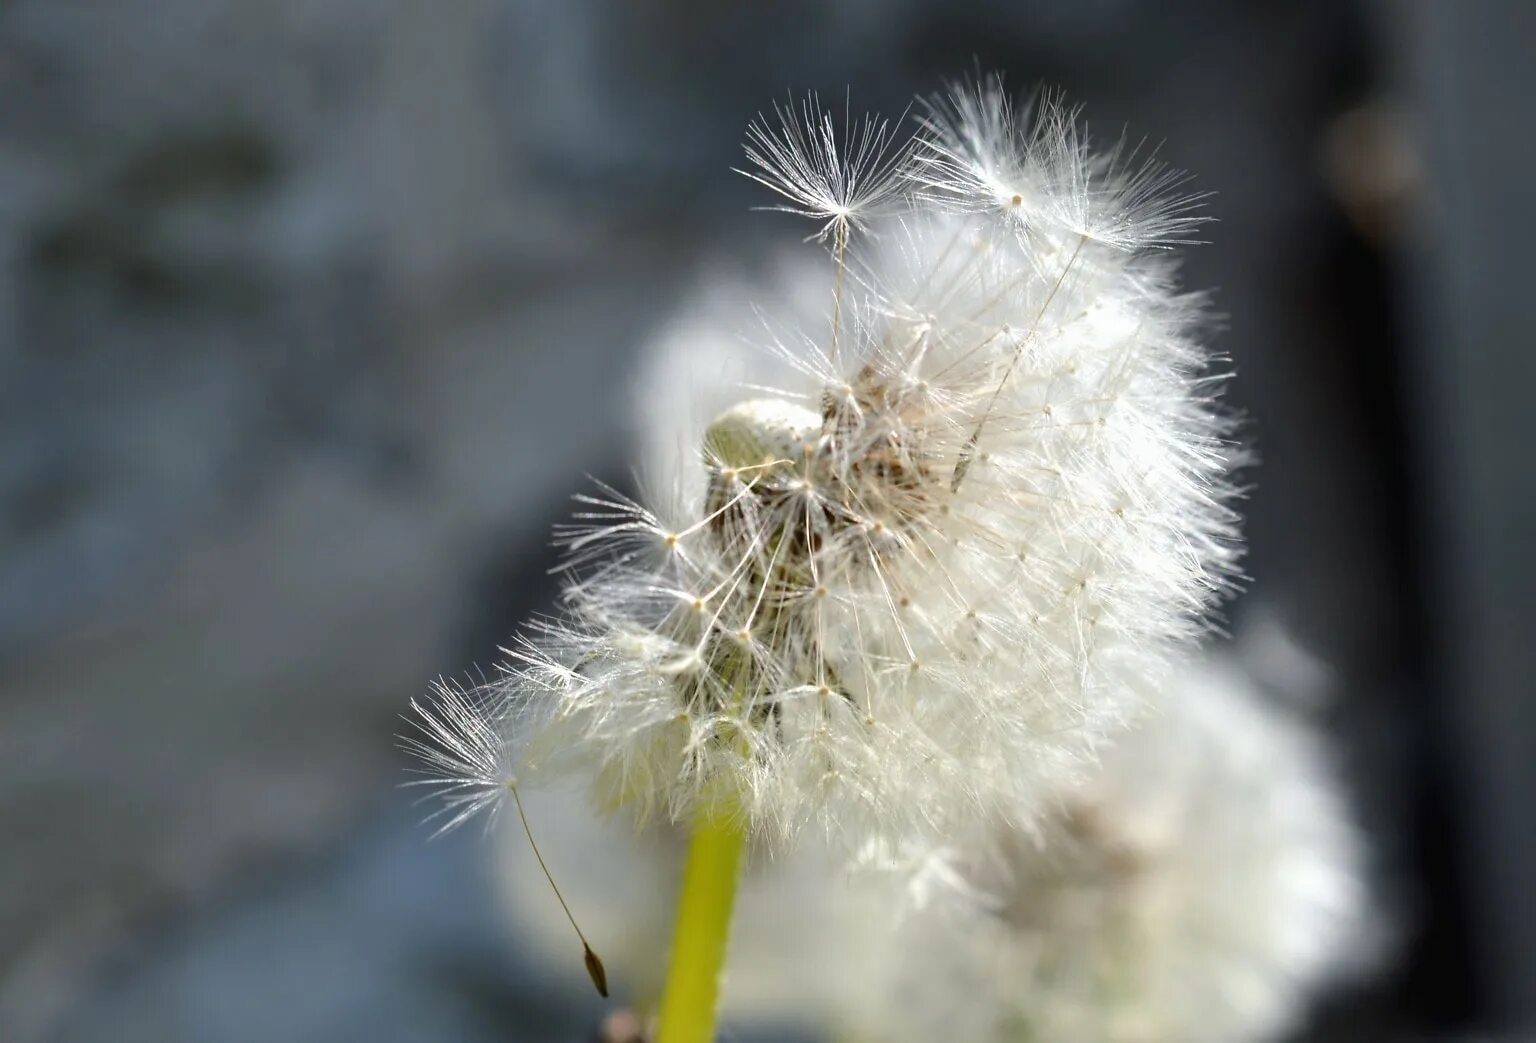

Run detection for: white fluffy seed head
[[853, 654, 1370, 1043], [407, 77, 1243, 851]]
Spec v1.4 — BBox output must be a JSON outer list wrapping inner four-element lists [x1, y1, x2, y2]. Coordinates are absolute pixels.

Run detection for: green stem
[[654, 796, 748, 1043]]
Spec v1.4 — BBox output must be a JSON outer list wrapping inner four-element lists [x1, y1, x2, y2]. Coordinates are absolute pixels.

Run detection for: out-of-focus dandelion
[[850, 653, 1369, 1043], [407, 74, 1243, 1042]]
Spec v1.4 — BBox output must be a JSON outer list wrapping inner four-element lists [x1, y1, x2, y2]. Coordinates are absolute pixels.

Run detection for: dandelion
[[852, 652, 1370, 1043], [408, 77, 1243, 1042]]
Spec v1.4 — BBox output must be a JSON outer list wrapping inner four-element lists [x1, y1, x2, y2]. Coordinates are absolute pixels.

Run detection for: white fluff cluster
[[856, 654, 1368, 1043], [409, 76, 1241, 849]]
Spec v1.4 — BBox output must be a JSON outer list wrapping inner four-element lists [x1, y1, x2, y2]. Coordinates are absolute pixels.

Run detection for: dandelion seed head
[[408, 76, 1244, 852]]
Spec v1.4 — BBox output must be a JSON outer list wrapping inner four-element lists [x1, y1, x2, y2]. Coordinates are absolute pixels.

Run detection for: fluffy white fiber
[[409, 75, 1242, 850], [855, 653, 1369, 1043]]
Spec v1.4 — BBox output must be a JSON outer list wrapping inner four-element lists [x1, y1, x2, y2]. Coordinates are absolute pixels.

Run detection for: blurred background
[[1, 1, 1532, 1040]]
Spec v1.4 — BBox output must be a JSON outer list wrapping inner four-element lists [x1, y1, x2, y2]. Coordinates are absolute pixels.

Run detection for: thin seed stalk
[[653, 793, 748, 1043]]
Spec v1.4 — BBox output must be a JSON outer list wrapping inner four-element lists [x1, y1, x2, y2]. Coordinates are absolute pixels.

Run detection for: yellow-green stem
[[653, 797, 748, 1043]]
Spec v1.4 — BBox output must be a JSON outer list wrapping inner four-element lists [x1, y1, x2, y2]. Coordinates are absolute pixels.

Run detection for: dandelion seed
[[404, 678, 608, 997], [736, 91, 913, 244], [912, 74, 1211, 250], [401, 677, 517, 836]]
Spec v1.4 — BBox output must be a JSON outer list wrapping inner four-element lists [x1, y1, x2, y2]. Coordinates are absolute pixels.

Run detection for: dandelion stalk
[[654, 794, 748, 1043]]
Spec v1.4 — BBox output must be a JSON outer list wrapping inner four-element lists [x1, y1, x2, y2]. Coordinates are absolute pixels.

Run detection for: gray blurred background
[[1, 1, 1532, 1040]]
